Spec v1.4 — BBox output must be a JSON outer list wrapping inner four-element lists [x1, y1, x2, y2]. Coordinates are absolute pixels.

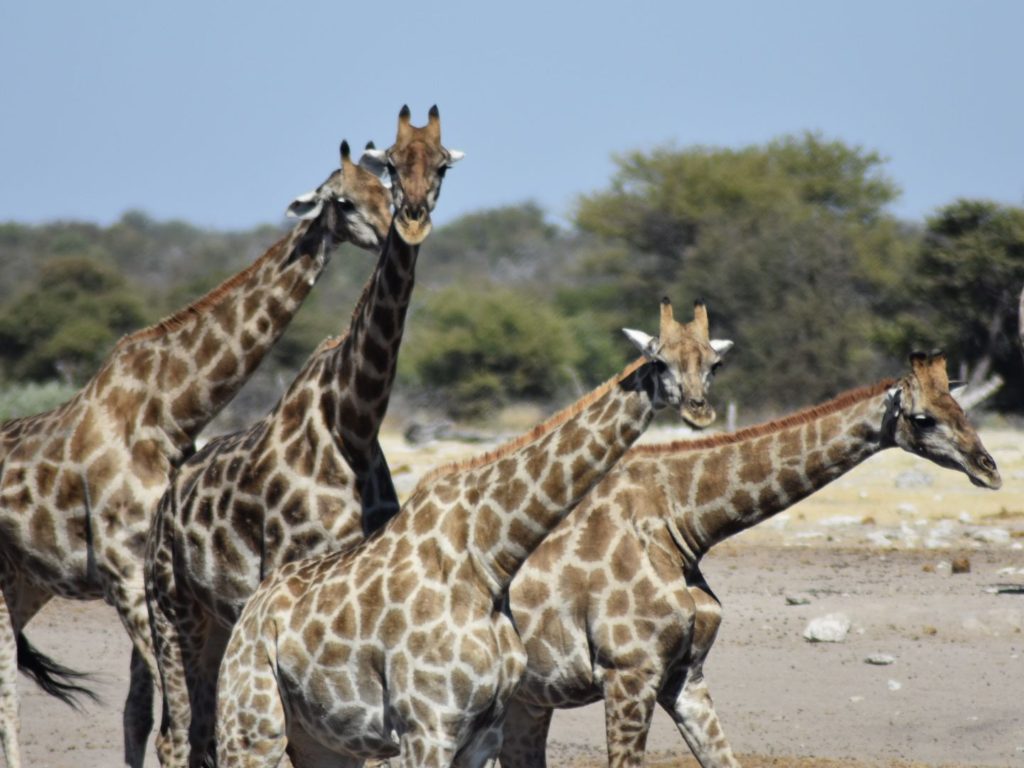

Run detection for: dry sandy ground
[[8, 427, 1024, 767]]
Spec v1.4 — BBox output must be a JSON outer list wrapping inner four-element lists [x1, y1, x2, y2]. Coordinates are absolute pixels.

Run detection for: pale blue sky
[[1, 1, 1022, 231]]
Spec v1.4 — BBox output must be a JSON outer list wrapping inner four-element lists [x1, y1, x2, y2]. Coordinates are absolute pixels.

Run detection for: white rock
[[803, 613, 851, 643], [785, 593, 812, 606], [887, 679, 902, 691], [897, 502, 918, 516], [849, 695, 864, 703], [820, 515, 862, 528], [894, 469, 932, 489], [866, 530, 894, 547], [970, 527, 1011, 545], [865, 653, 896, 665]]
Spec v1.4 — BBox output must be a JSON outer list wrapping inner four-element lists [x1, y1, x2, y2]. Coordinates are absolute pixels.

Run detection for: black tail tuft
[[16, 632, 99, 709]]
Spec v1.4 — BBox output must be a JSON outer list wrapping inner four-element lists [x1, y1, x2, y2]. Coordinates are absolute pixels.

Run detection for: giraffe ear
[[286, 191, 324, 220], [622, 328, 660, 360], [950, 383, 969, 406], [445, 148, 465, 167], [710, 339, 734, 357], [359, 147, 389, 177]]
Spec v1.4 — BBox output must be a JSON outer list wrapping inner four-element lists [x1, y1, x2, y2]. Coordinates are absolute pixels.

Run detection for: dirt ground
[[8, 426, 1024, 767]]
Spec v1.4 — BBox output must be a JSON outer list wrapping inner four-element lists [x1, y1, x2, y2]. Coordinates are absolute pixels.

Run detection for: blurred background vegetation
[[2, 132, 1023, 429]]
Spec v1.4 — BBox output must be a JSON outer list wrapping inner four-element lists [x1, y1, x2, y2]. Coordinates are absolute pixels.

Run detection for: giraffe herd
[[0, 106, 1004, 768]]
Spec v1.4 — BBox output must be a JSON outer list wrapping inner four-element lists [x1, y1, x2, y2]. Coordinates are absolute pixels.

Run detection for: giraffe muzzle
[[395, 205, 432, 245], [969, 451, 1001, 490], [681, 399, 716, 430]]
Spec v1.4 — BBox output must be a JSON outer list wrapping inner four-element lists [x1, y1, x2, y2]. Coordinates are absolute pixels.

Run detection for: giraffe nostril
[[978, 454, 996, 472], [688, 398, 706, 410]]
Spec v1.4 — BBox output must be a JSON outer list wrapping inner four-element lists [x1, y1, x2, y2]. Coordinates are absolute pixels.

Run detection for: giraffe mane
[[418, 357, 647, 485], [114, 234, 293, 348], [631, 378, 898, 456]]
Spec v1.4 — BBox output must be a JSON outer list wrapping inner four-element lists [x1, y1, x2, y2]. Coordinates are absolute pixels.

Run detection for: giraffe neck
[[316, 225, 418, 469], [658, 382, 895, 559], [461, 361, 661, 591], [89, 217, 333, 461]]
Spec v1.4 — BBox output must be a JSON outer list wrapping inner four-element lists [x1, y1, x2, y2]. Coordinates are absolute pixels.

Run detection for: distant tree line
[[2, 132, 1023, 423]]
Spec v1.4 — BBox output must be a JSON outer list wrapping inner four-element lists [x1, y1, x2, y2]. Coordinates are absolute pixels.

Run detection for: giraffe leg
[[124, 646, 155, 768], [496, 698, 553, 768], [602, 669, 659, 768], [106, 574, 164, 768], [146, 508, 197, 768], [659, 667, 739, 768], [0, 593, 23, 768], [215, 631, 288, 768], [186, 624, 230, 768], [1, 574, 60, 768]]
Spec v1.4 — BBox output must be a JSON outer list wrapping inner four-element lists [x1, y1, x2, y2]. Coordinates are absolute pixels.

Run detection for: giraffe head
[[286, 140, 393, 250], [884, 351, 1001, 489], [361, 105, 464, 245], [623, 298, 733, 429]]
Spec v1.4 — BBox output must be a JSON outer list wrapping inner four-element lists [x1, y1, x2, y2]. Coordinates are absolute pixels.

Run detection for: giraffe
[[144, 105, 463, 767], [498, 351, 1001, 768], [213, 298, 733, 768], [0, 140, 392, 768]]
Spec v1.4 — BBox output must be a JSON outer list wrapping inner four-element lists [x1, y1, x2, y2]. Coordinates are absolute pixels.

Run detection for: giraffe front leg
[[215, 634, 288, 768], [602, 669, 659, 768], [0, 594, 23, 768], [124, 646, 155, 768], [496, 698, 553, 768], [107, 576, 162, 768], [660, 669, 739, 768]]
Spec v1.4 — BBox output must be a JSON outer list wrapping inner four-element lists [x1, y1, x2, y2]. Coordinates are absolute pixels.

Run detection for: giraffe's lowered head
[[286, 140, 393, 251], [623, 298, 733, 429], [884, 351, 1001, 490], [361, 104, 464, 245]]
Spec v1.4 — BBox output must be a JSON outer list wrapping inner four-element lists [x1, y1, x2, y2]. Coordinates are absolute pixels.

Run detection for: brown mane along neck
[[116, 235, 295, 347], [632, 378, 897, 457], [419, 357, 647, 486]]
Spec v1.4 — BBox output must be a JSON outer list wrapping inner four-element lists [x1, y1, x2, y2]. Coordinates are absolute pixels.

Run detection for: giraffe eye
[[911, 414, 936, 429], [710, 361, 723, 374]]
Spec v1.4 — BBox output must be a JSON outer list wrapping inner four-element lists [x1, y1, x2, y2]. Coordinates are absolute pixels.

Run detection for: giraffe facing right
[[213, 298, 732, 768], [499, 350, 1000, 768]]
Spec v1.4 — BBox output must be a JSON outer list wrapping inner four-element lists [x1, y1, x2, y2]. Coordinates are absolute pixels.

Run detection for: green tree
[[400, 284, 582, 419], [564, 133, 915, 409], [0, 257, 150, 383], [895, 199, 1024, 409]]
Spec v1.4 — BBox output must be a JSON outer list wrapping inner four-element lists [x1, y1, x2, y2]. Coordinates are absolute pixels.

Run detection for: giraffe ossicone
[[500, 349, 999, 768]]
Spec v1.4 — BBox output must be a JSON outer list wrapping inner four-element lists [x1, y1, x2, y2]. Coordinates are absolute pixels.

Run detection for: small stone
[[921, 563, 935, 573], [887, 679, 902, 691], [850, 695, 864, 703], [952, 556, 971, 574], [803, 613, 851, 643], [894, 469, 933, 489], [785, 593, 812, 606], [970, 527, 1011, 545], [865, 653, 896, 666], [922, 625, 938, 636]]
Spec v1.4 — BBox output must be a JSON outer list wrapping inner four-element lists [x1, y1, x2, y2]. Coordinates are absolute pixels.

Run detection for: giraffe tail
[[16, 631, 99, 709]]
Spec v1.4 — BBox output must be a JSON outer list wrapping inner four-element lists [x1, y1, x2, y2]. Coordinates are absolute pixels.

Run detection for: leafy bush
[[400, 285, 583, 420], [0, 381, 77, 421]]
